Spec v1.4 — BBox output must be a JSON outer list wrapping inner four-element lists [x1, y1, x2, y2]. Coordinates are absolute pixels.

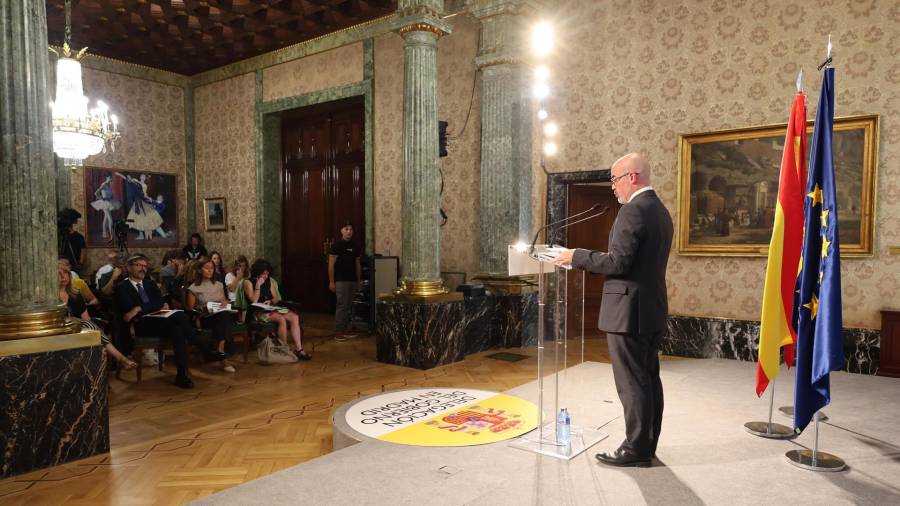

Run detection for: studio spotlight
[[543, 142, 558, 156], [537, 109, 548, 120], [533, 82, 550, 100], [534, 65, 550, 82], [532, 22, 554, 57], [543, 122, 558, 136]]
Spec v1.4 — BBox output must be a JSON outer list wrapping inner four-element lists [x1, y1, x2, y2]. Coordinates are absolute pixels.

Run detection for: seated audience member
[[183, 233, 208, 260], [99, 254, 128, 297], [59, 258, 99, 305], [159, 249, 187, 296], [59, 265, 136, 370], [94, 251, 119, 287], [225, 256, 249, 303], [242, 259, 310, 360], [186, 257, 237, 373], [115, 254, 226, 389], [210, 251, 227, 284]]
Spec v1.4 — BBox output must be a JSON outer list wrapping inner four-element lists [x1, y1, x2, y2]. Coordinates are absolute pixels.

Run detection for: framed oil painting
[[83, 167, 178, 248], [203, 197, 227, 231], [676, 114, 878, 257]]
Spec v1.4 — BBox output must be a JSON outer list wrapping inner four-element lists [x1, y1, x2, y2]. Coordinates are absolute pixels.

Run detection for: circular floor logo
[[344, 388, 539, 446]]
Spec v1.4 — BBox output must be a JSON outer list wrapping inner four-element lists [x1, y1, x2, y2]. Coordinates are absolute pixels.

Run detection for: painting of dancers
[[83, 167, 178, 248]]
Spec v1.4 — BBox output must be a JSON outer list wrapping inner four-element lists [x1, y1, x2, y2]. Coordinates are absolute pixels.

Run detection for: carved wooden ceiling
[[46, 0, 397, 75]]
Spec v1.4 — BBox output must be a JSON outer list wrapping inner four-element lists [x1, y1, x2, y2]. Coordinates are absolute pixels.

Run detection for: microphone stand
[[529, 204, 604, 256], [529, 207, 609, 258]]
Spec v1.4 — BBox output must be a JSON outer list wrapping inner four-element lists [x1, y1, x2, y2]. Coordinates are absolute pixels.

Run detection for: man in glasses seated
[[115, 254, 226, 389]]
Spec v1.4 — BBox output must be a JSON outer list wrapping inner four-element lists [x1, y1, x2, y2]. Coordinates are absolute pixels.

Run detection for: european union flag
[[793, 67, 844, 433]]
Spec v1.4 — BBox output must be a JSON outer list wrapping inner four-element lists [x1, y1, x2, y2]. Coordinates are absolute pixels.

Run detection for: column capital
[[470, 0, 540, 20], [472, 1, 537, 69], [393, 15, 453, 39]]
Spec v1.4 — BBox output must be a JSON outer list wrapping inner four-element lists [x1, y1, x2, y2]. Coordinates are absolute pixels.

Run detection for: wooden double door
[[281, 96, 365, 314], [565, 183, 621, 338]]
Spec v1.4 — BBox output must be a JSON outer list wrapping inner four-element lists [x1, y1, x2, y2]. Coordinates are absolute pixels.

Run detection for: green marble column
[[0, 0, 75, 338], [393, 3, 453, 296], [473, 1, 535, 275]]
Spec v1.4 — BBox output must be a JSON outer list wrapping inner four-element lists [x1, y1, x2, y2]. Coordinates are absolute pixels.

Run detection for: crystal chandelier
[[50, 0, 120, 167]]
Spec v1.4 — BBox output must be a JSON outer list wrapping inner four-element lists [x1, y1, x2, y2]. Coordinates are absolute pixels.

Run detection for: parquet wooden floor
[[0, 314, 622, 505]]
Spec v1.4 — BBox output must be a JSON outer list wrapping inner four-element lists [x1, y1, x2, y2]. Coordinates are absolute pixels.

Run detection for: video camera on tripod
[[113, 218, 134, 254]]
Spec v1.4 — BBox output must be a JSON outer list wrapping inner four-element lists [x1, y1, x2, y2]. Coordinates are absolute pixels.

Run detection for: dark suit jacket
[[114, 277, 165, 319], [572, 189, 673, 334]]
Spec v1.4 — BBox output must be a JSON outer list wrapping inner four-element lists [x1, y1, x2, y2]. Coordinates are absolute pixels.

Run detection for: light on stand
[[533, 82, 550, 100], [543, 122, 558, 137], [537, 109, 548, 120]]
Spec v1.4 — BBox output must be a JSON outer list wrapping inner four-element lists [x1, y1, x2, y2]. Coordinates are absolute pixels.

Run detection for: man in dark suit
[[554, 153, 673, 468], [115, 254, 225, 389]]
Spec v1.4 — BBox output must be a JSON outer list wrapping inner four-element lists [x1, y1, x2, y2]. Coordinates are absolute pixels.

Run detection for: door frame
[[255, 42, 374, 276], [545, 169, 611, 246]]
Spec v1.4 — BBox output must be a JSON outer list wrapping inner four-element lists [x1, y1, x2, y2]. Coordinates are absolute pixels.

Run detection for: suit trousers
[[606, 331, 664, 457], [133, 311, 203, 377]]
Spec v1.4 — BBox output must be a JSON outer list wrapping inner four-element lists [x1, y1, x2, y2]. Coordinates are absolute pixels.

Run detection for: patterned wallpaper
[[437, 14, 482, 277], [373, 32, 404, 260], [193, 73, 257, 265], [539, 0, 900, 328], [69, 67, 186, 271], [263, 43, 364, 102]]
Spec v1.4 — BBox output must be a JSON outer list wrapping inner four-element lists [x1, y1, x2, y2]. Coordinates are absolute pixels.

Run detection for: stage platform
[[191, 358, 900, 505]]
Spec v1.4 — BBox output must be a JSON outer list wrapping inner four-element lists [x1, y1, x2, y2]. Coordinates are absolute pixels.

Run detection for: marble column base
[[664, 315, 881, 375], [464, 292, 537, 354], [0, 331, 110, 478], [376, 299, 468, 369]]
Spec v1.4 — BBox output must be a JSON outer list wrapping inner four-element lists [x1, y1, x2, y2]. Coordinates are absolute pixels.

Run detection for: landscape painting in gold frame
[[676, 114, 878, 257]]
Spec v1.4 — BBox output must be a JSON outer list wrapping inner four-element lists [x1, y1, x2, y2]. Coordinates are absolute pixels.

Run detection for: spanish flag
[[756, 89, 807, 397]]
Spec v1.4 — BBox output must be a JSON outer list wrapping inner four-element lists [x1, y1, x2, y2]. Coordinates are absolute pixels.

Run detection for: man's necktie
[[136, 282, 149, 303]]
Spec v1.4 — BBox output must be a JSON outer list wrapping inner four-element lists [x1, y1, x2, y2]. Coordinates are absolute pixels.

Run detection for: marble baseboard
[[0, 344, 110, 478], [664, 315, 880, 375]]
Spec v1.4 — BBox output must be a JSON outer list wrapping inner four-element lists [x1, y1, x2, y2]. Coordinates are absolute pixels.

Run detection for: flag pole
[[786, 410, 845, 471], [785, 37, 846, 471], [744, 375, 794, 439]]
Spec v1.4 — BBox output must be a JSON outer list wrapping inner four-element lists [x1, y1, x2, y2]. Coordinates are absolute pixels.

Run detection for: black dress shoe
[[595, 448, 651, 468], [174, 375, 194, 389], [207, 350, 228, 361]]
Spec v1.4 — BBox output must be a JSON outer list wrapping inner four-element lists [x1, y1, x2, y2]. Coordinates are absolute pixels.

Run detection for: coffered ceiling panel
[[46, 0, 396, 75]]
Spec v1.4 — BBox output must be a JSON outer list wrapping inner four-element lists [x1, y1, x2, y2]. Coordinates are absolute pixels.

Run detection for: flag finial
[[796, 68, 804, 92], [818, 35, 833, 71]]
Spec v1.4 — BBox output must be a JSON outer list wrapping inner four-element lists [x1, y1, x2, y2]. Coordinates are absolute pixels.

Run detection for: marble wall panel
[[664, 315, 881, 375]]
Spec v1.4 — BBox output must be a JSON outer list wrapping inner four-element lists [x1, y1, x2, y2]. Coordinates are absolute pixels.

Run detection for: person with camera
[[58, 208, 87, 274]]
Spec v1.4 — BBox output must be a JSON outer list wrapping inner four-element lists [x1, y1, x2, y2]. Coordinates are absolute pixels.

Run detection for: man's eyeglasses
[[133, 263, 149, 269], [610, 172, 635, 185]]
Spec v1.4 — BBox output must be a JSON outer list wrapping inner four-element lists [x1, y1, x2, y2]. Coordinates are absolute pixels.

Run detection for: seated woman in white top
[[186, 257, 237, 373], [224, 255, 249, 303]]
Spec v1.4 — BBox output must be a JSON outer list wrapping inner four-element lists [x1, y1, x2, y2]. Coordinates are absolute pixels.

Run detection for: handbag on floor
[[257, 336, 298, 365]]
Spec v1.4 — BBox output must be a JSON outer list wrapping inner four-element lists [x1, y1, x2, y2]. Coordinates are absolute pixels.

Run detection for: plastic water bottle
[[557, 408, 571, 445]]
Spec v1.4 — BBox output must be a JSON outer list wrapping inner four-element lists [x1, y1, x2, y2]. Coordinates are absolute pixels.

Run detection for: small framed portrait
[[203, 197, 227, 231]]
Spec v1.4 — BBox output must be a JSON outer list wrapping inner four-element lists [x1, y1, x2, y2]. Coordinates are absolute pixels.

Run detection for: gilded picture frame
[[676, 114, 878, 257], [203, 197, 228, 232]]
